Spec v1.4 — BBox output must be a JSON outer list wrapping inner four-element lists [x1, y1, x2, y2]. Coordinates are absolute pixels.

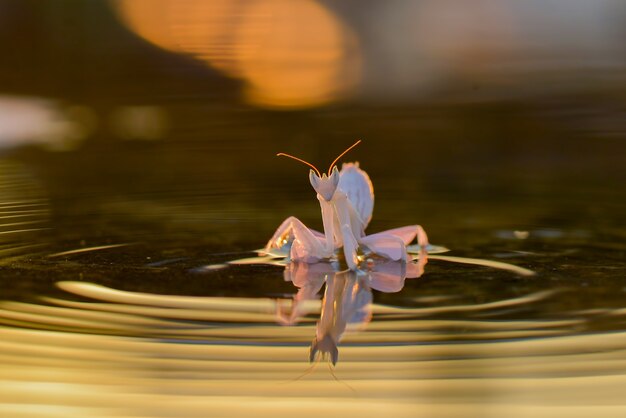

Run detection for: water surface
[[1, 120, 625, 417]]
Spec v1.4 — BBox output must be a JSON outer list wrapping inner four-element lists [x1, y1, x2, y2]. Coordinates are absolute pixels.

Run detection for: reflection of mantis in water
[[278, 251, 427, 366], [229, 243, 533, 367], [310, 271, 362, 366], [262, 242, 534, 366]]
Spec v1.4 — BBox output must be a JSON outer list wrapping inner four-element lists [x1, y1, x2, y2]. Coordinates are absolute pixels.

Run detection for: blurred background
[[1, 0, 624, 139], [0, 0, 623, 242]]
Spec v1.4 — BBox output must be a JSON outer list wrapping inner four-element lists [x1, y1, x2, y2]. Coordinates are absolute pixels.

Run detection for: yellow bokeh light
[[112, 0, 360, 109]]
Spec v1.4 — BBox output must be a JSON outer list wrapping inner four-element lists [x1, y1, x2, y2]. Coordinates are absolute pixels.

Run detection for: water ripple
[[0, 161, 49, 262], [0, 275, 625, 418]]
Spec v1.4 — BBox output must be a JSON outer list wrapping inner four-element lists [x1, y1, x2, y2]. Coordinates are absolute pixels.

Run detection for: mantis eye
[[330, 165, 340, 187], [309, 169, 320, 189]]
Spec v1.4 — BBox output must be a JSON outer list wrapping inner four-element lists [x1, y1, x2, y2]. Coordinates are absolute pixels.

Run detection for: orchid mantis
[[266, 140, 429, 270]]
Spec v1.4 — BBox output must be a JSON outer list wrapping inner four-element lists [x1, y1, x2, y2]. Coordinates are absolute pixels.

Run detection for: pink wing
[[338, 162, 374, 227]]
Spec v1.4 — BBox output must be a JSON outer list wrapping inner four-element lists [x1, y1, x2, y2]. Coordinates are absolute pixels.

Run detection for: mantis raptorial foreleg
[[329, 191, 362, 269]]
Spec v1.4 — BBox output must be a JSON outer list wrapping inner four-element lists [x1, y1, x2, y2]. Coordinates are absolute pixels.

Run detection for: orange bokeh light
[[112, 0, 360, 109], [233, 0, 360, 109], [114, 0, 242, 73]]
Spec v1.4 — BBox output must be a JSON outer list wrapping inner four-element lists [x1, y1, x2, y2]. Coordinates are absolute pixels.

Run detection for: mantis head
[[277, 140, 361, 202], [309, 166, 339, 201]]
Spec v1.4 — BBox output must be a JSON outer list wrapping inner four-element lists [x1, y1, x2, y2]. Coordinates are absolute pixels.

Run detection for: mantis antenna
[[277, 139, 362, 177], [276, 153, 322, 177], [327, 362, 356, 392], [284, 356, 321, 383], [327, 139, 361, 175]]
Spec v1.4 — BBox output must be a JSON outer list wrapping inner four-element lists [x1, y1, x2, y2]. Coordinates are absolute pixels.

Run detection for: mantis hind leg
[[265, 216, 329, 261]]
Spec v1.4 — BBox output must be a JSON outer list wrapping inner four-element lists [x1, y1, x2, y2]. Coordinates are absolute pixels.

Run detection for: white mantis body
[[266, 140, 429, 270]]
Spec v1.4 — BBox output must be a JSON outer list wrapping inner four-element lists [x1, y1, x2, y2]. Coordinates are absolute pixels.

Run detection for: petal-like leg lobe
[[360, 233, 407, 261], [368, 225, 429, 246]]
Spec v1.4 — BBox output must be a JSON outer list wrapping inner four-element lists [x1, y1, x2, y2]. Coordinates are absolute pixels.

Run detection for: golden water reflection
[[1, 276, 625, 417]]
